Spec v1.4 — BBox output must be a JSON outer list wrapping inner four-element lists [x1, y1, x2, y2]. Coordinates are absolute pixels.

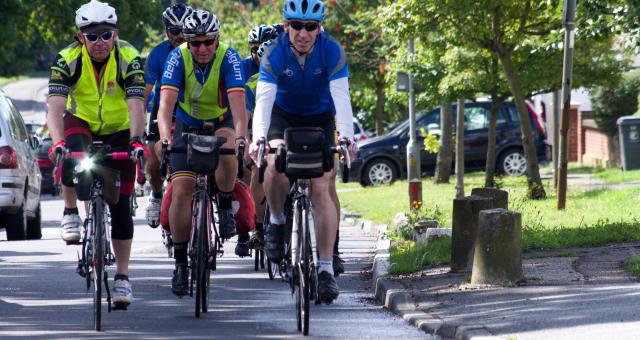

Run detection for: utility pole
[[557, 0, 576, 209], [406, 39, 422, 210]]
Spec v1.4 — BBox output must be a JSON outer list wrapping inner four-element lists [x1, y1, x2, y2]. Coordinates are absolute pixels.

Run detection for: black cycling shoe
[[235, 241, 250, 257], [265, 223, 284, 263], [218, 208, 237, 239], [317, 271, 339, 303], [248, 229, 264, 249], [171, 264, 189, 297], [333, 254, 345, 277]]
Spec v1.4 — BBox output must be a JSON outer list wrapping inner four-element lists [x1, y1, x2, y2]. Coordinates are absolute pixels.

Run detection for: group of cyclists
[[47, 0, 357, 311]]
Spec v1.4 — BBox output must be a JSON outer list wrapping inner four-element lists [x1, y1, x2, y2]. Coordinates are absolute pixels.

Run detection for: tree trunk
[[484, 95, 500, 188], [434, 99, 453, 184], [374, 79, 385, 136], [496, 49, 546, 199], [455, 99, 465, 198]]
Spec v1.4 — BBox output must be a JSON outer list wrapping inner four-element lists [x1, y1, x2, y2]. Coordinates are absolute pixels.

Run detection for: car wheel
[[27, 204, 42, 240], [362, 158, 397, 186], [498, 148, 527, 176], [6, 203, 27, 241]]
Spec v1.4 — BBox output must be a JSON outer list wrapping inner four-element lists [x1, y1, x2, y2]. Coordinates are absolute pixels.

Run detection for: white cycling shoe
[[112, 278, 133, 309], [146, 197, 161, 228], [60, 214, 83, 243]]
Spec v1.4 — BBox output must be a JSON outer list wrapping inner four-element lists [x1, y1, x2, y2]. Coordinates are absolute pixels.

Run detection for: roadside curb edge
[[369, 221, 500, 340]]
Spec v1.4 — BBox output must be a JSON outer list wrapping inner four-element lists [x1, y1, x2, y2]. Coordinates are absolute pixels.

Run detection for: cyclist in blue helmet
[[143, 3, 193, 228], [249, 0, 357, 303]]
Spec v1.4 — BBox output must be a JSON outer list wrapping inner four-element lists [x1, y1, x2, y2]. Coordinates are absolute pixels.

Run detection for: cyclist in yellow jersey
[[46, 0, 146, 309]]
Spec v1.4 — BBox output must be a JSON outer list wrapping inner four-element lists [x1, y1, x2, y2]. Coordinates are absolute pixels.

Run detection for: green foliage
[[419, 128, 440, 154], [389, 237, 451, 275], [590, 69, 640, 136], [388, 204, 445, 241], [625, 253, 640, 281]]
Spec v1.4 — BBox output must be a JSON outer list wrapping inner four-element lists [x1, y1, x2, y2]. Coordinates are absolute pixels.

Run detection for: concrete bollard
[[471, 208, 522, 285], [471, 187, 509, 209], [425, 227, 451, 244], [413, 220, 439, 244], [450, 196, 493, 272]]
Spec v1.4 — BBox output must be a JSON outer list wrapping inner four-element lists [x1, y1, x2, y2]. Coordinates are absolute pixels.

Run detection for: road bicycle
[[255, 128, 350, 335], [160, 133, 244, 318], [54, 142, 145, 331]]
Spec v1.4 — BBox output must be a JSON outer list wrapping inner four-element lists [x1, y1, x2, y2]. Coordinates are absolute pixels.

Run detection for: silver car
[[0, 90, 42, 241]]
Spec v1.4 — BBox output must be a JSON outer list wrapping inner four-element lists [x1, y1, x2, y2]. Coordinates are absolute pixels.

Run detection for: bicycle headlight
[[79, 157, 94, 172]]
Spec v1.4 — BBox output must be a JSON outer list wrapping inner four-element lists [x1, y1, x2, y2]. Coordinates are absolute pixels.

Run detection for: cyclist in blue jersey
[[235, 24, 282, 257], [249, 0, 357, 303], [143, 3, 193, 228], [156, 9, 248, 297]]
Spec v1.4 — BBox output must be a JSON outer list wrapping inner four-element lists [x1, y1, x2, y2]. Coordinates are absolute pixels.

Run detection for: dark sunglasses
[[188, 39, 216, 48], [288, 21, 319, 32], [83, 31, 114, 42], [167, 27, 182, 36]]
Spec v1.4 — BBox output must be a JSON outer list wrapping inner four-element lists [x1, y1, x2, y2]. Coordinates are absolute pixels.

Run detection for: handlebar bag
[[283, 127, 327, 179], [186, 134, 225, 175]]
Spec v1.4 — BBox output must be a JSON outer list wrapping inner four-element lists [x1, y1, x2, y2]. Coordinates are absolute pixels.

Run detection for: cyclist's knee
[[110, 195, 133, 240]]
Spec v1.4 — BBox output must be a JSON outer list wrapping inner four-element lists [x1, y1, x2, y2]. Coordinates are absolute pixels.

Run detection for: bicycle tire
[[254, 246, 260, 271], [300, 200, 311, 335], [93, 198, 104, 331], [195, 193, 206, 318], [202, 198, 214, 313]]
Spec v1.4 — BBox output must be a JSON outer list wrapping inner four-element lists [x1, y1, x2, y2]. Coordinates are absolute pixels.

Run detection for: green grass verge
[[625, 253, 640, 281], [389, 237, 451, 275], [0, 71, 49, 87]]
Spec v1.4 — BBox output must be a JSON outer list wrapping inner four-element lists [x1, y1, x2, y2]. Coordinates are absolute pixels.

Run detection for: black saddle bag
[[186, 134, 225, 175], [281, 127, 331, 179]]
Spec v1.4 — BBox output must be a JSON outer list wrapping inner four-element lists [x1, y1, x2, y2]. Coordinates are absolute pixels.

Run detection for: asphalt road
[[0, 195, 429, 339]]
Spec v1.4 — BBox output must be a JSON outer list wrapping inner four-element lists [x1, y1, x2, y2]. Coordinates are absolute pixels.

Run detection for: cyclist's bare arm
[[228, 90, 248, 142], [128, 98, 145, 139], [47, 96, 67, 143], [157, 88, 179, 144]]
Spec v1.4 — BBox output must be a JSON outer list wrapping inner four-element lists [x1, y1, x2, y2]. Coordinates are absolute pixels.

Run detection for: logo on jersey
[[57, 58, 66, 68], [130, 60, 141, 71], [283, 68, 294, 77], [314, 68, 322, 75], [50, 70, 64, 81], [163, 53, 180, 79], [226, 50, 243, 81], [106, 81, 115, 94]]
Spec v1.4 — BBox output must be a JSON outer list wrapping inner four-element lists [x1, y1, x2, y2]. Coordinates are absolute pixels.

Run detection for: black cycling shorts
[[169, 117, 234, 179], [267, 105, 336, 146]]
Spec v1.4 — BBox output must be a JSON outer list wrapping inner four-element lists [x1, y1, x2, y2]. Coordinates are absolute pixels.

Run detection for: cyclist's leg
[[214, 120, 238, 239], [145, 107, 164, 227], [60, 114, 92, 242], [101, 130, 136, 305], [250, 162, 266, 242], [328, 167, 345, 276]]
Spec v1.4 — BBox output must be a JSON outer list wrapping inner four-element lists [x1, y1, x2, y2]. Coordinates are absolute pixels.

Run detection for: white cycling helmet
[[162, 3, 193, 27], [183, 10, 220, 39], [75, 0, 117, 32]]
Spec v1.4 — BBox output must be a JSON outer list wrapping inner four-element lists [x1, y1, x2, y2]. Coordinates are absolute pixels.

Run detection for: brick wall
[[569, 105, 579, 162]]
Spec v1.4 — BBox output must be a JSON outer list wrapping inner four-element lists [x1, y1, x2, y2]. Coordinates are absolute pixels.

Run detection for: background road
[[0, 194, 429, 339]]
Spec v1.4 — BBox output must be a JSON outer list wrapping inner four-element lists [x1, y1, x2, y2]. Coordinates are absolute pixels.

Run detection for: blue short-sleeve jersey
[[240, 56, 259, 82], [259, 31, 349, 116], [144, 40, 174, 111], [160, 45, 245, 125]]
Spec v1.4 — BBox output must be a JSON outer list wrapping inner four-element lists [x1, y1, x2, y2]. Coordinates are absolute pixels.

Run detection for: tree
[[381, 0, 631, 199]]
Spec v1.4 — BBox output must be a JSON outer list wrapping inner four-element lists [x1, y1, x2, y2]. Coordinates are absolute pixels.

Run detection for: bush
[[590, 69, 640, 135]]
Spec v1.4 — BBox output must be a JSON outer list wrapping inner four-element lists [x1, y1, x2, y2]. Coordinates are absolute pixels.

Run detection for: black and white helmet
[[247, 25, 272, 44], [162, 3, 193, 27], [256, 39, 275, 60], [75, 0, 117, 30], [183, 10, 220, 39]]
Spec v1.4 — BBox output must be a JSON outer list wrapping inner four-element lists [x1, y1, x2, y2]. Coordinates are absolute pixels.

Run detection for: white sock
[[318, 258, 334, 276], [270, 212, 286, 225]]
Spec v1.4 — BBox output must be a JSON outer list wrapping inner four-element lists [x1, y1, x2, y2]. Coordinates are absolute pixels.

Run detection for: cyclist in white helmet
[[155, 9, 248, 296], [47, 0, 146, 308], [143, 3, 194, 228]]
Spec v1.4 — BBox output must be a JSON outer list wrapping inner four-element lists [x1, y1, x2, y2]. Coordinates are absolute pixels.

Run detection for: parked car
[[0, 90, 42, 240], [36, 138, 59, 196], [350, 100, 547, 186], [353, 118, 372, 142]]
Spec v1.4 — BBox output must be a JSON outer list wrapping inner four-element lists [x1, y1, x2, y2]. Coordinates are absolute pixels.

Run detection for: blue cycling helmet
[[283, 0, 325, 22], [162, 4, 192, 27]]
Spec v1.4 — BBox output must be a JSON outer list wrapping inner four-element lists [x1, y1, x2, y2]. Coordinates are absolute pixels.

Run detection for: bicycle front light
[[79, 157, 94, 172]]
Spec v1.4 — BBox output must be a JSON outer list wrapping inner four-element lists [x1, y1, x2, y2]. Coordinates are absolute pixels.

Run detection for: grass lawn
[[337, 170, 640, 274]]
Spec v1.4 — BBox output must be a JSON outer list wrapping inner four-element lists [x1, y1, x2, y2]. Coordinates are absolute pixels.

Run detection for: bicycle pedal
[[65, 240, 81, 245]]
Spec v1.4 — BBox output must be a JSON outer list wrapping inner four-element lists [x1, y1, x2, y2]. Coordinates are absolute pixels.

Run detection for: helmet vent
[[312, 3, 320, 13], [301, 0, 308, 13], [289, 1, 296, 12]]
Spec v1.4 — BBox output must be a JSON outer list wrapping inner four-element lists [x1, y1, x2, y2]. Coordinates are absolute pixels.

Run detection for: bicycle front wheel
[[93, 198, 104, 331], [194, 193, 211, 317]]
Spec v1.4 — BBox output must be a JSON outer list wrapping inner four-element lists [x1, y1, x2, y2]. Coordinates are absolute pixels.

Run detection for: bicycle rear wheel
[[93, 199, 104, 331]]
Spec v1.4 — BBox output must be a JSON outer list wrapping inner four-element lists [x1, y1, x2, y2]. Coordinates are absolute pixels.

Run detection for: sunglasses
[[167, 27, 182, 36], [188, 39, 216, 48], [288, 21, 319, 32], [83, 31, 114, 43]]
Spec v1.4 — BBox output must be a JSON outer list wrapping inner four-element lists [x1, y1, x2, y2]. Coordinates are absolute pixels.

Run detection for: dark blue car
[[350, 101, 547, 186]]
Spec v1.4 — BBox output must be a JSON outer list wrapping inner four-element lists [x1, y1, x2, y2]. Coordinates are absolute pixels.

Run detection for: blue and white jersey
[[144, 40, 174, 111], [259, 31, 349, 116], [240, 55, 259, 82]]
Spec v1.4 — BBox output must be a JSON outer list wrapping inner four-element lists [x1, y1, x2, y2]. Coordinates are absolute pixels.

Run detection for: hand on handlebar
[[339, 137, 358, 162], [48, 140, 67, 162], [249, 137, 269, 164]]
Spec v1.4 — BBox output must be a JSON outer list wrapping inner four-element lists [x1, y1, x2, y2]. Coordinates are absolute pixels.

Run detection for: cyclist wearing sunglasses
[[155, 9, 248, 296], [142, 3, 194, 229], [249, 0, 357, 303], [46, 0, 147, 308]]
